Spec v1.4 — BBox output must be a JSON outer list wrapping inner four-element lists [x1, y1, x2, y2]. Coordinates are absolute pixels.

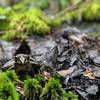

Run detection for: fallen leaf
[[57, 66, 76, 76], [16, 86, 24, 96], [43, 71, 51, 80], [83, 69, 95, 79]]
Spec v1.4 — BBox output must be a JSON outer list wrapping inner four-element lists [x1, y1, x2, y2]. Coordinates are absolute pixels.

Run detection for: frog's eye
[[15, 56, 22, 64]]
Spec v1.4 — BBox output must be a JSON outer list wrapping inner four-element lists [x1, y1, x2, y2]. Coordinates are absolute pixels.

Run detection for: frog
[[1, 40, 41, 79], [2, 54, 41, 79]]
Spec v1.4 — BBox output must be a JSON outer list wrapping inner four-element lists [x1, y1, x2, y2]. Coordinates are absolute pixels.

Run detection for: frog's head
[[15, 54, 30, 65]]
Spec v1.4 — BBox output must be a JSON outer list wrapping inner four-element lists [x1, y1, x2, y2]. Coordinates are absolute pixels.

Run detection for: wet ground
[[0, 26, 100, 100]]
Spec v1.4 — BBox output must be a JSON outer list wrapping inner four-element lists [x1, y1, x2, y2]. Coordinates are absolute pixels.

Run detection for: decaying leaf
[[16, 86, 24, 96], [43, 71, 51, 80], [83, 69, 95, 79], [57, 66, 76, 76]]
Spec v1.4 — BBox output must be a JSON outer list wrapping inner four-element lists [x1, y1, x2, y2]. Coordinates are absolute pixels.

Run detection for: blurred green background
[[0, 0, 100, 40]]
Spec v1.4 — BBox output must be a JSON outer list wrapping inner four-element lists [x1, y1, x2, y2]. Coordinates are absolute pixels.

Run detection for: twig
[[53, 0, 85, 19]]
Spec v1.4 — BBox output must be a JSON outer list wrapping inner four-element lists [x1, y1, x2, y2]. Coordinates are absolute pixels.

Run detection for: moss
[[10, 9, 50, 35], [13, 0, 49, 11], [5, 70, 18, 83], [24, 78, 42, 100], [0, 30, 25, 41], [0, 19, 9, 30], [0, 7, 12, 16], [82, 2, 100, 21], [60, 0, 100, 23], [34, 74, 45, 87], [0, 71, 77, 100], [65, 10, 80, 23], [40, 78, 78, 100], [0, 8, 61, 40], [46, 18, 61, 29], [63, 91, 78, 100], [31, 0, 49, 10], [40, 78, 65, 100], [0, 73, 19, 100], [0, 7, 13, 30]]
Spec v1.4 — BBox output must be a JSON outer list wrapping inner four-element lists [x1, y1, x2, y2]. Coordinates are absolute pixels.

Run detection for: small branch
[[53, 0, 85, 19]]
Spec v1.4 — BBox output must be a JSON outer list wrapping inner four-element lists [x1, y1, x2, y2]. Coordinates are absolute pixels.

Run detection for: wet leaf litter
[[0, 28, 100, 100]]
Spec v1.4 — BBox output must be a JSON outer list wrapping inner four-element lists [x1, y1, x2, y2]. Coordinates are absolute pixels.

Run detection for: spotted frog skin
[[2, 54, 41, 77]]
